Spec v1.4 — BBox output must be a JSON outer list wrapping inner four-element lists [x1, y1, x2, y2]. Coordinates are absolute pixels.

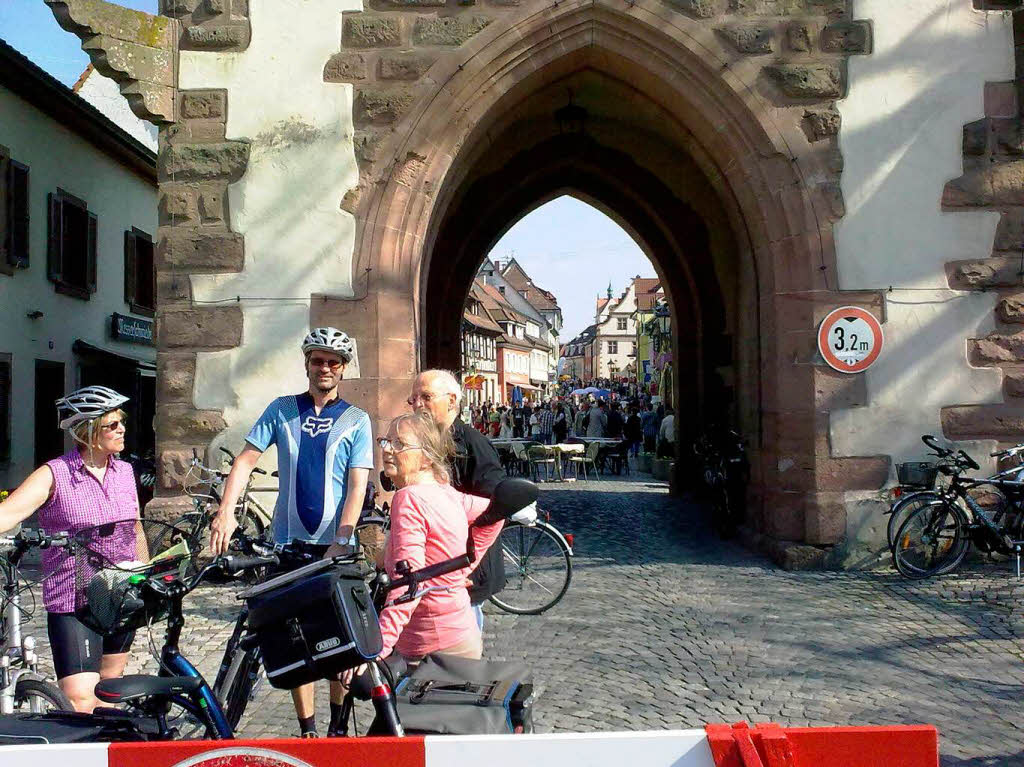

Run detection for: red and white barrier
[[0, 725, 939, 767]]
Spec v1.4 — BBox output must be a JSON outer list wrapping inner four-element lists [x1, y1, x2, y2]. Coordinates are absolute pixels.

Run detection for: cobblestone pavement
[[13, 475, 1024, 764]]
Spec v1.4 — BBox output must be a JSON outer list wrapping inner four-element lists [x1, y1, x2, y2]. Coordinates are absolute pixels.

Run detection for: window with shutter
[[47, 188, 94, 299], [7, 161, 29, 268], [124, 227, 155, 316]]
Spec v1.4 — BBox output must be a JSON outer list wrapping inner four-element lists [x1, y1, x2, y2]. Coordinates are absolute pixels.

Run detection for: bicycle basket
[[896, 462, 938, 488], [72, 518, 196, 636]]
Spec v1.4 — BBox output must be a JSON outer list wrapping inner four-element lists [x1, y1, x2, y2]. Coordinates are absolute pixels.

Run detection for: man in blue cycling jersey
[[211, 326, 372, 738]]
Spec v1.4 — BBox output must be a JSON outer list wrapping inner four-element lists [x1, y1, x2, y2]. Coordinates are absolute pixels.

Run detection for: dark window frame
[[4, 159, 29, 270], [47, 188, 97, 300], [124, 226, 156, 317]]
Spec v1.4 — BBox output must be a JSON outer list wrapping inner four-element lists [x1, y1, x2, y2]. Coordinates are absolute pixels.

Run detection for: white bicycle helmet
[[301, 327, 355, 362], [56, 385, 130, 430]]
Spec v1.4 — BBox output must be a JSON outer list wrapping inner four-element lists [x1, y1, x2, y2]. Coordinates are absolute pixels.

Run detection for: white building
[[593, 279, 646, 379], [0, 41, 157, 487]]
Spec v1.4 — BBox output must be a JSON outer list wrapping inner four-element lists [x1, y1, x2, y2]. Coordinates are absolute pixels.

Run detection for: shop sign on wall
[[817, 306, 883, 374], [110, 312, 154, 345]]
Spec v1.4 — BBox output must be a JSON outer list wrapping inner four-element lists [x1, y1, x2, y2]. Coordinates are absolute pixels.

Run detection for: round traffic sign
[[817, 306, 883, 373]]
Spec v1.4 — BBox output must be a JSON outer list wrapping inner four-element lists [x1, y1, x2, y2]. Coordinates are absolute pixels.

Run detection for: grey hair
[[389, 410, 456, 484], [419, 369, 463, 407]]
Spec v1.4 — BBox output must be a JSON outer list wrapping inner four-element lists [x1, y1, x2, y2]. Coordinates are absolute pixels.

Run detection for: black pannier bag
[[241, 558, 383, 690], [373, 654, 534, 735]]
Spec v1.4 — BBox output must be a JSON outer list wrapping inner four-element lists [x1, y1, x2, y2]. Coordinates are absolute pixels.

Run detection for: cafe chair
[[568, 441, 601, 481], [528, 444, 557, 482]]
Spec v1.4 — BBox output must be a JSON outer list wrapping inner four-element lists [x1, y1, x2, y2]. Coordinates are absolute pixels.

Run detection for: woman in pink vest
[[0, 386, 139, 712]]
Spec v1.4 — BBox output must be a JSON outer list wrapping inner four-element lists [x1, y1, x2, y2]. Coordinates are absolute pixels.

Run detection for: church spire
[[606, 281, 613, 299]]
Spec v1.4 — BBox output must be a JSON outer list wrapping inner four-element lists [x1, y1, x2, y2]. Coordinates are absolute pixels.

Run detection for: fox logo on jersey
[[301, 415, 334, 437]]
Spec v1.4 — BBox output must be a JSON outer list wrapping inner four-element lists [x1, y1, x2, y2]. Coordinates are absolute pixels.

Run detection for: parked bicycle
[[692, 428, 749, 537], [890, 437, 1024, 579], [0, 530, 73, 714]]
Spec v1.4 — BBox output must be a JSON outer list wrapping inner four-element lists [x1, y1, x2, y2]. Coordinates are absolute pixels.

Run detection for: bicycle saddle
[[96, 674, 204, 704]]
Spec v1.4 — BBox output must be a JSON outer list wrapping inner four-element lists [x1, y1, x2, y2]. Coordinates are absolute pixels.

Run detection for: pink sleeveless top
[[38, 450, 139, 613]]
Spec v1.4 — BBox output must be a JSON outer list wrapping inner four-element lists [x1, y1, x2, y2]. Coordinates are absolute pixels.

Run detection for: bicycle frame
[[1, 538, 52, 714]]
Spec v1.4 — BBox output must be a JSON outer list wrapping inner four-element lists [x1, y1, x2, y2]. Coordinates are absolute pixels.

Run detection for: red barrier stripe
[[109, 737, 426, 767]]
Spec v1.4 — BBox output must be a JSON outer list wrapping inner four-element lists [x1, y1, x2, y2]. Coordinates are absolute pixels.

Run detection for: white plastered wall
[[831, 0, 1013, 560], [178, 0, 362, 460]]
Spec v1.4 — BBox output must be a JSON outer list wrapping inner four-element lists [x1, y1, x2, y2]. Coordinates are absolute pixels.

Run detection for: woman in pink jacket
[[375, 410, 503, 661]]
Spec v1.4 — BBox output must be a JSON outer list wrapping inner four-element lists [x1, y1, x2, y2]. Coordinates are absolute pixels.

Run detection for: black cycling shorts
[[46, 613, 135, 680]]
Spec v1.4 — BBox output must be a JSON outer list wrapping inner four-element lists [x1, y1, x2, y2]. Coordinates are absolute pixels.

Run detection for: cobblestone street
[[16, 475, 1024, 765]]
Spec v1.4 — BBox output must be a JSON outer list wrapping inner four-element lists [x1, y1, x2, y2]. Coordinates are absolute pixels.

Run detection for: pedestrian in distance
[[210, 327, 373, 738]]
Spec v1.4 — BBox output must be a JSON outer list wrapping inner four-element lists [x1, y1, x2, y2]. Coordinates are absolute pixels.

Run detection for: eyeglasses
[[308, 356, 343, 370], [377, 437, 421, 453], [101, 419, 126, 432], [407, 391, 452, 407]]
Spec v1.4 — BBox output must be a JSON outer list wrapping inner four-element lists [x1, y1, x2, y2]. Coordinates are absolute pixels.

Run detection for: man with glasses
[[210, 326, 372, 738], [408, 369, 506, 629]]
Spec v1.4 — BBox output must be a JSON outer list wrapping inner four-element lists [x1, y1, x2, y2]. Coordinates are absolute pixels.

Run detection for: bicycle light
[[564, 534, 574, 547]]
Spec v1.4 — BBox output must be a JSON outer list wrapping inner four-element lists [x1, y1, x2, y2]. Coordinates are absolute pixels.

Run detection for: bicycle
[[891, 441, 1024, 579], [692, 428, 749, 538], [0, 530, 73, 714]]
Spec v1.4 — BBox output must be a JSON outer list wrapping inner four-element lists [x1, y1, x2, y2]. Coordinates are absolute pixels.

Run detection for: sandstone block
[[804, 491, 846, 545], [323, 53, 368, 82], [775, 543, 828, 571], [354, 130, 386, 164], [817, 181, 844, 218], [942, 404, 1024, 440], [802, 106, 839, 140], [343, 16, 402, 48], [985, 81, 1018, 119], [199, 190, 225, 223], [668, 0, 725, 15], [820, 20, 871, 54], [731, 0, 813, 15], [157, 306, 242, 349], [159, 141, 249, 181], [160, 0, 198, 17], [949, 257, 1024, 289], [159, 188, 198, 224], [205, 0, 227, 13], [157, 230, 244, 272], [384, 0, 445, 6], [183, 24, 247, 50], [993, 118, 1023, 155], [157, 271, 192, 303], [970, 333, 1024, 364], [997, 294, 1024, 323], [413, 15, 491, 46], [962, 119, 989, 156], [157, 353, 196, 403], [786, 22, 812, 52], [143, 494, 193, 522], [716, 24, 774, 54], [355, 88, 415, 125], [159, 406, 228, 441], [379, 52, 434, 80], [181, 90, 226, 119], [995, 211, 1024, 251], [765, 64, 842, 100], [1004, 370, 1024, 398]]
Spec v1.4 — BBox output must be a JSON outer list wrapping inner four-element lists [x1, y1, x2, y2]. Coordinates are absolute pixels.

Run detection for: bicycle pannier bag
[[372, 654, 534, 735], [241, 559, 382, 689]]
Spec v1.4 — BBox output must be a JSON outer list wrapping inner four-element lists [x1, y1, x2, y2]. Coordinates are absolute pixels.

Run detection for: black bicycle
[[891, 440, 1024, 579], [692, 428, 749, 537]]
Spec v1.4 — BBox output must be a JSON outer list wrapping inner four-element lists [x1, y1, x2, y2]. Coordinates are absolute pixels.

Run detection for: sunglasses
[[101, 419, 126, 432], [377, 437, 421, 453], [308, 356, 344, 370]]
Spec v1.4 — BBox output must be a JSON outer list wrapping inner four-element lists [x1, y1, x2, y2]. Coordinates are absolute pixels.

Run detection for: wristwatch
[[334, 533, 357, 547]]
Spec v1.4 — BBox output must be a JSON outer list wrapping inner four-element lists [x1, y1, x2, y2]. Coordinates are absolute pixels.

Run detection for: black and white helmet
[[301, 327, 355, 362], [55, 385, 129, 430]]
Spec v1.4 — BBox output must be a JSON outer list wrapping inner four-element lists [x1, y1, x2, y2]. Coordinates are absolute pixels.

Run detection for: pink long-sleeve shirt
[[378, 482, 502, 659]]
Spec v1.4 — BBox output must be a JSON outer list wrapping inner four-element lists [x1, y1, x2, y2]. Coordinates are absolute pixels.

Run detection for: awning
[[509, 382, 541, 391], [73, 339, 156, 376]]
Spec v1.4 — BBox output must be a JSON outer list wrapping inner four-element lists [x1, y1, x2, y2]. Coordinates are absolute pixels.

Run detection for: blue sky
[[2, 1, 654, 340]]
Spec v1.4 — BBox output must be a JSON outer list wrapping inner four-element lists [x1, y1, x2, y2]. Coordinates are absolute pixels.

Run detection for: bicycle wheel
[[892, 501, 969, 579], [886, 491, 942, 549], [489, 521, 572, 615], [14, 676, 73, 713]]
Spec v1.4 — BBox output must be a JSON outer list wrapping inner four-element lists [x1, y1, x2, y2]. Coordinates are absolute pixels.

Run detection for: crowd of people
[[464, 383, 676, 458]]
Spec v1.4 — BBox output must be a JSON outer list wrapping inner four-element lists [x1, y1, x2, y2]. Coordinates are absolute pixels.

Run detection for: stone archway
[[314, 0, 889, 551]]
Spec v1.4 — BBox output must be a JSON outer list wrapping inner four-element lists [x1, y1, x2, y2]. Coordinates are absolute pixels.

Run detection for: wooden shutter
[[46, 192, 62, 283], [7, 161, 29, 268], [86, 211, 98, 293], [124, 229, 137, 305]]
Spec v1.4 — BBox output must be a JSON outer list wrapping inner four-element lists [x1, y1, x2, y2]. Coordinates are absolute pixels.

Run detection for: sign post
[[816, 307, 883, 374]]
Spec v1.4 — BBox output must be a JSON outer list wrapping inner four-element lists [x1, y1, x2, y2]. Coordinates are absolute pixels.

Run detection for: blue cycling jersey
[[246, 393, 374, 545]]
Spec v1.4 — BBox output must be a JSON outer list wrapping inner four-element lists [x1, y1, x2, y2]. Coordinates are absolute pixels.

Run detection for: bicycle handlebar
[[0, 529, 70, 549], [921, 434, 953, 457], [991, 444, 1024, 459]]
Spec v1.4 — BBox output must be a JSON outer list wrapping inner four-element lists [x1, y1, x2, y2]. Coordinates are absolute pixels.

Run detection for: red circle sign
[[817, 306, 884, 373]]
